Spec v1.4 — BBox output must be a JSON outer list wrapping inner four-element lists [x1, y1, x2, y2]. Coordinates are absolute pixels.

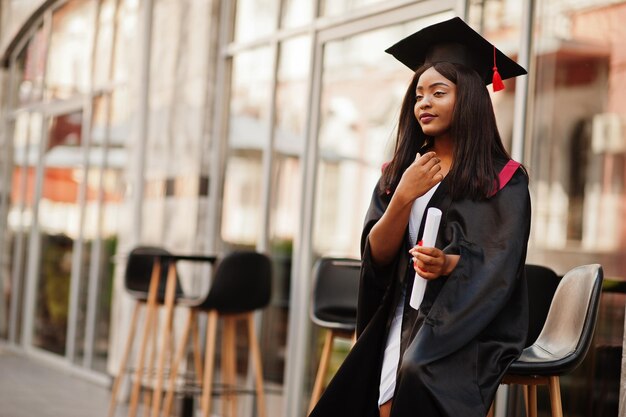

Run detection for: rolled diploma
[[409, 207, 442, 310]]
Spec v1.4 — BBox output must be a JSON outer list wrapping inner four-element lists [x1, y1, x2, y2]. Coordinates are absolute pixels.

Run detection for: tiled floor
[[0, 346, 124, 417], [0, 346, 283, 417]]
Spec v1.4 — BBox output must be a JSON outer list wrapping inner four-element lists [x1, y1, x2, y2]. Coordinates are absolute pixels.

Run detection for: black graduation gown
[[308, 168, 530, 417]]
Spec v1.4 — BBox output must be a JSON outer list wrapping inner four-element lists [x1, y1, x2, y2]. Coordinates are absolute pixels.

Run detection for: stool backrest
[[533, 264, 603, 372], [310, 258, 361, 330], [201, 251, 272, 313], [524, 264, 560, 347], [125, 246, 175, 298]]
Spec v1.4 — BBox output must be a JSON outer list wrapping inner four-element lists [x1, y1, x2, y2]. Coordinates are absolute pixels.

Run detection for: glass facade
[[222, 47, 273, 247], [0, 0, 625, 416], [45, 1, 96, 100], [525, 2, 626, 415], [468, 0, 524, 150], [33, 110, 84, 356], [0, 0, 137, 375]]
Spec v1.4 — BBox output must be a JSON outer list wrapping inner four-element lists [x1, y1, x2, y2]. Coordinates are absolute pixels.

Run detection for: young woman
[[309, 17, 531, 417]]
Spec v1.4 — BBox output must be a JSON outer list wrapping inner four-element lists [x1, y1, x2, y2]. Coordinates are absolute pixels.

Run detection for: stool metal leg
[[108, 301, 141, 417], [248, 313, 267, 417]]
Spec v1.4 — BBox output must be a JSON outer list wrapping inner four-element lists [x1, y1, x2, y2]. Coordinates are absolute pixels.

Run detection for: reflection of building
[[0, 1, 625, 416], [530, 3, 626, 261]]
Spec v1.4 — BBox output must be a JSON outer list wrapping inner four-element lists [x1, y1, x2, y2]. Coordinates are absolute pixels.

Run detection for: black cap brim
[[385, 17, 527, 85]]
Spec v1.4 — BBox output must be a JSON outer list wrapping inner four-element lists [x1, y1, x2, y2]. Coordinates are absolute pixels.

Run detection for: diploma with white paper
[[409, 207, 442, 310]]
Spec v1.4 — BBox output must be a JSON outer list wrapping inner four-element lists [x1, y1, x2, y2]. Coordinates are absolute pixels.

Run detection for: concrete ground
[[0, 346, 282, 417], [0, 346, 127, 417]]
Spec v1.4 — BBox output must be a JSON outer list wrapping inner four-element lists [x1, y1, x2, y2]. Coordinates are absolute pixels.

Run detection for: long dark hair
[[380, 61, 514, 200]]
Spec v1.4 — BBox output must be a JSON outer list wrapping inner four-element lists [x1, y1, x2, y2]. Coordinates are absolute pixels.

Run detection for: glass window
[[529, 1, 625, 257], [83, 94, 125, 372], [525, 1, 626, 415], [281, 0, 314, 29], [3, 112, 43, 343], [221, 47, 273, 247], [259, 36, 311, 407], [275, 37, 310, 157], [113, 0, 140, 84], [234, 0, 279, 43], [13, 25, 47, 106], [221, 151, 264, 246], [313, 13, 453, 258], [2, 0, 131, 371], [72, 96, 105, 366], [141, 0, 211, 246], [149, 0, 210, 176], [141, 0, 182, 244], [320, 0, 384, 18], [93, 0, 116, 87], [45, 0, 97, 100], [33, 110, 84, 355], [468, 0, 524, 150]]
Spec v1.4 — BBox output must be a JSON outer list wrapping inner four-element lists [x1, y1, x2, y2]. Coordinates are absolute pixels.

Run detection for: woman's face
[[414, 67, 457, 138]]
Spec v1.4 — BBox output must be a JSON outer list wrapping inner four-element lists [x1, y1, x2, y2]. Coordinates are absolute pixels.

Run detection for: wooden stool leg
[[129, 260, 161, 417], [248, 313, 266, 417], [221, 318, 229, 417], [528, 384, 537, 417], [548, 376, 563, 417], [191, 313, 203, 384], [163, 310, 195, 416], [229, 317, 238, 417], [143, 314, 160, 417], [308, 329, 334, 414], [151, 262, 178, 417], [201, 311, 218, 417], [523, 385, 529, 417], [487, 400, 495, 417], [222, 317, 236, 417], [108, 302, 141, 417]]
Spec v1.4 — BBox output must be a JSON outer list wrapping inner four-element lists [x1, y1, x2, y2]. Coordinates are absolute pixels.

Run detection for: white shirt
[[378, 182, 440, 407]]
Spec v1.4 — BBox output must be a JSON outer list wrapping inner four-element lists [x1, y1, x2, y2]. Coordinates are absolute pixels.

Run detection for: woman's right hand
[[394, 151, 443, 204], [368, 152, 443, 266]]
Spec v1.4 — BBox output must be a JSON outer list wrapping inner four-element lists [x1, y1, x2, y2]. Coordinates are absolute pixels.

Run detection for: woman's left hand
[[409, 246, 459, 279]]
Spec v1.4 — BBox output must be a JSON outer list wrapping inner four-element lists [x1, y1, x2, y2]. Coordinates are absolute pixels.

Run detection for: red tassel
[[492, 67, 505, 92], [492, 46, 505, 92]]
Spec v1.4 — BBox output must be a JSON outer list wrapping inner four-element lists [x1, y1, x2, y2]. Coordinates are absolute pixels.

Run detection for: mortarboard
[[385, 17, 527, 92]]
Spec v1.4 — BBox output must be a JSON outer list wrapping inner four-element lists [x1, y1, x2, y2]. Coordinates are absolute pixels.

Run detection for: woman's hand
[[409, 245, 459, 279], [367, 152, 443, 267], [394, 152, 443, 205]]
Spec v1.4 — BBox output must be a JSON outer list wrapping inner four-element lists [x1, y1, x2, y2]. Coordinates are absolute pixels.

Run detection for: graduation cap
[[385, 17, 526, 92]]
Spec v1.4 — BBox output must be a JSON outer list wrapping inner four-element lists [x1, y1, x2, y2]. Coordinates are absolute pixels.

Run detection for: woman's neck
[[432, 134, 454, 175]]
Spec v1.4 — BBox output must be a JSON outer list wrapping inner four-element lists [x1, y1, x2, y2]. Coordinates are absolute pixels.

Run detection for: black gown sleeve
[[357, 181, 395, 336]]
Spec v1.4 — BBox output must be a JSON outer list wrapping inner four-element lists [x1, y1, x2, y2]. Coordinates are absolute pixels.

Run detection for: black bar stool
[[108, 246, 184, 417], [308, 257, 361, 413], [495, 264, 603, 417], [162, 251, 272, 417]]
